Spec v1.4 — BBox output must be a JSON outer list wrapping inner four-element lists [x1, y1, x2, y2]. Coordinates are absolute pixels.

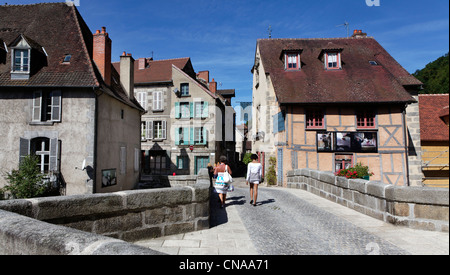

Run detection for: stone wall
[[0, 169, 211, 255], [287, 168, 449, 232]]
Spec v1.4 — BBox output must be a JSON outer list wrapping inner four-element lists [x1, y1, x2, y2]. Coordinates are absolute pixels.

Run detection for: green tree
[[413, 52, 449, 94], [3, 155, 48, 199]]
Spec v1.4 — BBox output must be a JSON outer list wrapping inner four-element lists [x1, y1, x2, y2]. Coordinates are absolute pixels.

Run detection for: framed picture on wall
[[317, 132, 333, 152], [335, 132, 377, 153], [102, 169, 117, 187]]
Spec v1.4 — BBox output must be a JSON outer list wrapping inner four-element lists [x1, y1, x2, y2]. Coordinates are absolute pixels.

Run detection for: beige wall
[[96, 92, 141, 193]]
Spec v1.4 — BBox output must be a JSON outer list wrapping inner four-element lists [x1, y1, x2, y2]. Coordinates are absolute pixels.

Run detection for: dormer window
[[284, 51, 301, 71], [10, 35, 33, 80], [325, 52, 341, 70], [62, 54, 72, 63], [13, 49, 30, 72]]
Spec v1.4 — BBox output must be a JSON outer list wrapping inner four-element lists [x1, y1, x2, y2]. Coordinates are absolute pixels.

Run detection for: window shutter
[[49, 138, 58, 171], [184, 127, 190, 145], [147, 121, 153, 140], [175, 128, 181, 145], [138, 92, 147, 111], [120, 147, 126, 175], [162, 121, 167, 139], [153, 91, 162, 111], [19, 138, 30, 165], [202, 102, 209, 118], [190, 127, 195, 145], [51, 90, 62, 122], [134, 148, 140, 172], [32, 91, 42, 121], [175, 102, 180, 119], [189, 102, 194, 118]]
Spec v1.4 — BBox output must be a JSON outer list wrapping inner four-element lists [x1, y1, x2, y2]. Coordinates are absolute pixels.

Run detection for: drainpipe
[[402, 105, 410, 186]]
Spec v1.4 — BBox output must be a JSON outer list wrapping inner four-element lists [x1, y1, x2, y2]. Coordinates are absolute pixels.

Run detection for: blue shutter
[[175, 102, 180, 119], [183, 127, 190, 145], [175, 127, 181, 145], [202, 102, 209, 118]]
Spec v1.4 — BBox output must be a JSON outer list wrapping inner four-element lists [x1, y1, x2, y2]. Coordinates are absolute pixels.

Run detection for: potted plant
[[335, 163, 374, 180]]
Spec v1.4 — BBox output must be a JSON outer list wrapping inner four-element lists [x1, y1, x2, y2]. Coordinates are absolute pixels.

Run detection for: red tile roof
[[257, 37, 421, 104], [419, 94, 449, 141], [113, 57, 192, 84]]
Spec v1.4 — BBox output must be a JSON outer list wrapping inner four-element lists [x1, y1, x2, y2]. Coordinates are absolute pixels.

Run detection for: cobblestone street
[[136, 177, 449, 255]]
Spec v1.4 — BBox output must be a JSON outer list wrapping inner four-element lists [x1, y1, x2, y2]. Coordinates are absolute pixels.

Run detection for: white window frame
[[12, 48, 30, 73], [325, 52, 341, 70], [32, 90, 62, 123]]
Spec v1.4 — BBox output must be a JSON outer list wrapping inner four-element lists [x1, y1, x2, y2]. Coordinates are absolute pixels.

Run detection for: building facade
[[114, 58, 235, 176], [419, 94, 449, 188], [0, 3, 144, 195], [251, 31, 424, 187]]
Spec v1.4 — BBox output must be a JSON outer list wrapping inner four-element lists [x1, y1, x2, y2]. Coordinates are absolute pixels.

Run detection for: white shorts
[[249, 181, 260, 185]]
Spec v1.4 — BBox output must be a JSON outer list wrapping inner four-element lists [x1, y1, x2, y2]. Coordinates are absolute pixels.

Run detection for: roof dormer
[[282, 49, 303, 71], [9, 34, 47, 80], [319, 48, 343, 71]]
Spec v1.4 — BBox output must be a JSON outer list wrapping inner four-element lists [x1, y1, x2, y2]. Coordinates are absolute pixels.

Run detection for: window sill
[[30, 121, 55, 126]]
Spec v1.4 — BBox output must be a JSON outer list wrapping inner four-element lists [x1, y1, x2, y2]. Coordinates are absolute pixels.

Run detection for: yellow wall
[[422, 141, 449, 188]]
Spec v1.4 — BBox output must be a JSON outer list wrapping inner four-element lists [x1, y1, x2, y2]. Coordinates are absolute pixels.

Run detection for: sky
[[7, 0, 450, 123]]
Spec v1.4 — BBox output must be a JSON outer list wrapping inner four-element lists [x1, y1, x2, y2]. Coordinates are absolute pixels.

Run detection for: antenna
[[268, 25, 272, 39], [336, 21, 349, 37]]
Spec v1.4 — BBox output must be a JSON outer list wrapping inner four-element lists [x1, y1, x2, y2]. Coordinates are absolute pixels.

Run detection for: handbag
[[217, 165, 233, 183]]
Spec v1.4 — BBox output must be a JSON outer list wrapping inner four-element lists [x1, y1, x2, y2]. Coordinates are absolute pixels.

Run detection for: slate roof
[[256, 37, 422, 104], [419, 94, 449, 142], [0, 3, 98, 87]]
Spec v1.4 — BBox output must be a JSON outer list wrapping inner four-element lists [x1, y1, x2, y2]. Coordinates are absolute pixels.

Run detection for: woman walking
[[214, 156, 233, 208], [246, 154, 262, 206]]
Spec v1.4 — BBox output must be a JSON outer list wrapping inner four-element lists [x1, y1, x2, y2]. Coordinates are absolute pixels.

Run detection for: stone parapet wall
[[0, 169, 211, 255], [287, 169, 449, 232]]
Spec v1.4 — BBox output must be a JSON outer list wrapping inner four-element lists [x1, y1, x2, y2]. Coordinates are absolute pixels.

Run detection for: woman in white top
[[246, 154, 262, 207]]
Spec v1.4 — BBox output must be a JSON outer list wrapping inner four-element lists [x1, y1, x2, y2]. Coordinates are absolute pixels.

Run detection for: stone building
[[0, 3, 144, 195], [114, 58, 235, 176], [251, 30, 423, 186]]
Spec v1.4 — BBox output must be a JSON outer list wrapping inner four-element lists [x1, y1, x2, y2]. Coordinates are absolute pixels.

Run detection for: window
[[306, 109, 324, 129], [32, 90, 62, 123], [369, 61, 378, 66], [152, 91, 163, 111], [325, 52, 341, 70], [144, 121, 167, 140], [194, 127, 205, 145], [175, 127, 207, 146], [180, 102, 191, 118], [273, 111, 285, 133], [13, 49, 29, 72], [31, 137, 50, 173], [194, 101, 209, 118], [356, 110, 376, 129], [177, 156, 189, 170], [335, 154, 353, 172], [153, 121, 167, 140], [181, 83, 189, 96], [62, 54, 72, 63], [285, 52, 300, 71], [20, 137, 59, 172]]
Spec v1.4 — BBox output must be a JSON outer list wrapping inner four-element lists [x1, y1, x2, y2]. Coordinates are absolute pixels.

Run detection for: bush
[[3, 155, 50, 199], [265, 157, 277, 185], [335, 163, 374, 179]]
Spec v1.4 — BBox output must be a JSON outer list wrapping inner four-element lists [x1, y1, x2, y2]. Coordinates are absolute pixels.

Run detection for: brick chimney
[[352, 29, 367, 38], [209, 78, 217, 94], [120, 52, 135, 101], [93, 27, 112, 86], [197, 70, 210, 83]]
